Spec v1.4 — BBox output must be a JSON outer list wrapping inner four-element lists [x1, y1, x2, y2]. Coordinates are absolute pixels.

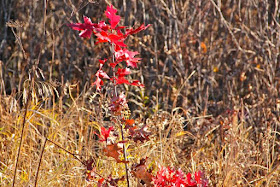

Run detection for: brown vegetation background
[[0, 0, 279, 186]]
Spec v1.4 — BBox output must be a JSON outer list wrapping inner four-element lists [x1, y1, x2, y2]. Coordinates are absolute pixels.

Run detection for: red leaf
[[109, 62, 119, 68], [105, 5, 120, 29], [95, 30, 110, 44], [98, 126, 114, 142], [124, 119, 135, 126], [97, 178, 105, 187], [93, 77, 103, 91], [109, 93, 128, 114], [115, 77, 130, 85], [95, 21, 110, 32], [125, 24, 151, 37], [114, 48, 141, 68], [131, 80, 144, 87], [124, 50, 141, 68], [96, 69, 110, 79], [116, 68, 131, 77], [68, 16, 95, 38], [95, 31, 126, 47], [108, 33, 126, 47], [99, 59, 107, 65]]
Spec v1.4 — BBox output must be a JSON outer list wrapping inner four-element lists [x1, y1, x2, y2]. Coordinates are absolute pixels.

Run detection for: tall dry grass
[[0, 0, 279, 186]]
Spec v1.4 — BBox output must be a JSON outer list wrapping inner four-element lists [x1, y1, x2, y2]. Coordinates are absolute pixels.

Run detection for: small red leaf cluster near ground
[[152, 166, 208, 187]]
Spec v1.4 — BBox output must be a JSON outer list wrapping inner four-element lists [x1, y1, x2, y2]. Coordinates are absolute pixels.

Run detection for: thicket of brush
[[0, 0, 279, 186]]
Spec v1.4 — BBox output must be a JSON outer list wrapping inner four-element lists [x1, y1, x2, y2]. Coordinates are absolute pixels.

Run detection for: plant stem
[[111, 44, 118, 97], [12, 79, 32, 187], [46, 138, 84, 164], [120, 123, 130, 187], [34, 137, 47, 187], [111, 43, 130, 186]]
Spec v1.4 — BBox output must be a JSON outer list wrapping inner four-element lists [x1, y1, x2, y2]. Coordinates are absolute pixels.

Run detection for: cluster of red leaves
[[70, 5, 209, 187], [152, 166, 208, 187], [68, 4, 149, 91], [108, 92, 128, 114]]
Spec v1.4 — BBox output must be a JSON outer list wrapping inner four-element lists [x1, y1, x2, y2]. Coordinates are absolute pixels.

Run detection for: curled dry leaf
[[103, 143, 129, 163], [131, 158, 153, 187]]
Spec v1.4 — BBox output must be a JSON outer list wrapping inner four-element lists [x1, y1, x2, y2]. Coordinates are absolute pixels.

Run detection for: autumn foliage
[[68, 4, 207, 187]]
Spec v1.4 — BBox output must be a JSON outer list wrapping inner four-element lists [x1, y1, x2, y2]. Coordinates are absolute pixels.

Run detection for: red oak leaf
[[108, 33, 126, 47], [124, 119, 135, 126], [130, 80, 144, 87], [109, 93, 128, 114], [97, 178, 105, 187], [114, 48, 141, 68], [109, 62, 119, 68], [95, 21, 110, 32], [124, 50, 141, 68], [96, 69, 110, 79], [95, 30, 110, 44], [95, 31, 126, 47], [113, 76, 144, 87], [125, 24, 151, 37], [129, 123, 150, 143], [68, 16, 95, 38], [116, 68, 131, 77], [115, 77, 130, 85], [93, 76, 103, 91], [98, 126, 114, 142], [105, 5, 120, 29], [99, 59, 107, 65], [93, 59, 110, 91]]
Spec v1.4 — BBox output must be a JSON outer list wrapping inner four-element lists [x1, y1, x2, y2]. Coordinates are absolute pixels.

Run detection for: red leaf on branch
[[97, 126, 114, 142], [109, 93, 128, 114], [108, 33, 126, 47], [93, 59, 110, 91], [125, 24, 151, 37], [95, 30, 110, 44], [115, 77, 130, 85], [130, 80, 144, 87], [68, 16, 95, 38], [124, 50, 141, 68], [93, 76, 104, 91], [95, 31, 126, 47], [99, 59, 107, 65], [153, 167, 208, 187], [105, 5, 120, 29], [116, 68, 131, 77], [96, 69, 110, 79], [123, 119, 135, 126], [128, 123, 150, 143], [97, 178, 105, 187], [114, 48, 141, 68]]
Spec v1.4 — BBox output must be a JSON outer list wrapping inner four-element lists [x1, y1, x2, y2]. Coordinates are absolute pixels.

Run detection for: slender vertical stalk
[[111, 44, 118, 97], [111, 44, 130, 187], [12, 78, 32, 187], [120, 123, 130, 187], [34, 137, 47, 187]]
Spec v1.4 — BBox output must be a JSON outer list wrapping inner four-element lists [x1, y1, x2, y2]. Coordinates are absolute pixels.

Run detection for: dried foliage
[[0, 0, 280, 186]]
